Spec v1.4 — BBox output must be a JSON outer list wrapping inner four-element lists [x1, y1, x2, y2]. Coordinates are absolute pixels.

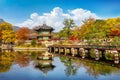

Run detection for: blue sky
[[0, 0, 120, 31]]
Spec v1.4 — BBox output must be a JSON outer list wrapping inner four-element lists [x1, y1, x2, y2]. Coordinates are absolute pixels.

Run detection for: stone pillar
[[69, 48, 71, 55], [57, 47, 59, 53], [71, 48, 75, 56], [49, 47, 51, 53], [95, 49, 99, 60], [114, 51, 119, 64], [58, 48, 61, 54], [82, 48, 86, 58], [64, 48, 67, 55], [47, 48, 49, 52]]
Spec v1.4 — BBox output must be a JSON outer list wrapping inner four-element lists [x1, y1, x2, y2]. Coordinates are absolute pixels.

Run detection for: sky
[[0, 0, 120, 32]]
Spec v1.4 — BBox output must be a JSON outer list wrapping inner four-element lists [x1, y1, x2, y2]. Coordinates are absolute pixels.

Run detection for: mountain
[[0, 19, 4, 24], [0, 18, 20, 31]]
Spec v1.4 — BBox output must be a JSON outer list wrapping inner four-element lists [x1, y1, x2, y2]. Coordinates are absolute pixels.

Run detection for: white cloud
[[17, 7, 100, 32]]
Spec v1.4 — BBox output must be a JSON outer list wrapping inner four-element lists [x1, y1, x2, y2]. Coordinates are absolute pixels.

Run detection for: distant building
[[34, 24, 54, 41]]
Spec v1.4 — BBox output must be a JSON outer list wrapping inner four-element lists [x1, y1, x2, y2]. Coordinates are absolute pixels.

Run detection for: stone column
[[114, 51, 119, 64], [58, 47, 61, 54], [95, 49, 99, 60], [82, 48, 85, 58], [57, 47, 59, 53], [64, 48, 67, 55], [49, 47, 51, 53], [71, 48, 75, 56]]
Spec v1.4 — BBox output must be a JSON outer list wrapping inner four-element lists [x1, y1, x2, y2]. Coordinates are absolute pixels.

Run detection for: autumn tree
[[0, 30, 2, 42], [0, 22, 13, 30], [110, 29, 120, 37], [2, 30, 16, 43], [16, 27, 30, 41], [0, 22, 15, 44], [78, 17, 95, 39]]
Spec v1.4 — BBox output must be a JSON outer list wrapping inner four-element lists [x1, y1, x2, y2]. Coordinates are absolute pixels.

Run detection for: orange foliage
[[69, 36, 78, 41], [0, 30, 2, 39], [16, 27, 30, 40], [110, 29, 120, 37]]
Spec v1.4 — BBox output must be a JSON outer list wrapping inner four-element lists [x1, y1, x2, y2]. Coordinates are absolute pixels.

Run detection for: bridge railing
[[48, 45, 120, 50]]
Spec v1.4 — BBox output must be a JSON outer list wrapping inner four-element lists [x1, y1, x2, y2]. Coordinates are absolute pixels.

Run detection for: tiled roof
[[34, 24, 54, 31]]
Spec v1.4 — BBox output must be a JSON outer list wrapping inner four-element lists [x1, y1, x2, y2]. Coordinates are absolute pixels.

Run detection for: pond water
[[0, 51, 120, 80]]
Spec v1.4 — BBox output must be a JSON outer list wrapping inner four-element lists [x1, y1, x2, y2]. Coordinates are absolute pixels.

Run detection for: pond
[[0, 51, 120, 80]]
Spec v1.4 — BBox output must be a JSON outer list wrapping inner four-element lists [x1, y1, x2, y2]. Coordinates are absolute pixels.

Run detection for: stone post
[[95, 49, 99, 60], [64, 48, 67, 55], [49, 47, 51, 53], [82, 48, 85, 58], [58, 47, 61, 54], [71, 48, 75, 56], [114, 51, 119, 64]]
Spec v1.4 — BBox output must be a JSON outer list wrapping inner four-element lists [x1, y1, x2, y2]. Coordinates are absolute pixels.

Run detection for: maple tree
[[16, 27, 30, 40], [110, 29, 120, 37]]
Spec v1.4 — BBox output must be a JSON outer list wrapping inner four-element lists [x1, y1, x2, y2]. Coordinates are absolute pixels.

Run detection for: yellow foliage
[[0, 22, 13, 30], [2, 30, 16, 43]]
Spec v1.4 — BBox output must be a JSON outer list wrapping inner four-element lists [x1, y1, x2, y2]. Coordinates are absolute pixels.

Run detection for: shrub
[[31, 39, 36, 47]]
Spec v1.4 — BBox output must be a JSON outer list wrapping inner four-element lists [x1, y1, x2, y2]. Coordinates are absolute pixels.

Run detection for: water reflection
[[0, 52, 15, 72], [0, 51, 120, 80], [35, 60, 55, 77], [35, 52, 55, 77], [15, 53, 30, 67], [60, 55, 78, 76], [59, 55, 120, 78]]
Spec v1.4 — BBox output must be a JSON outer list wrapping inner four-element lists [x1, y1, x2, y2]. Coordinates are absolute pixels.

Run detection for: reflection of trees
[[15, 53, 30, 67], [0, 61, 13, 72], [30, 51, 38, 60], [0, 52, 15, 72], [59, 55, 120, 78], [80, 60, 119, 78], [59, 55, 78, 76]]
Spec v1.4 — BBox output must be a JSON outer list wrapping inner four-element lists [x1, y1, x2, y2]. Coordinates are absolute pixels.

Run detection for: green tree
[[63, 18, 75, 39], [58, 27, 68, 39]]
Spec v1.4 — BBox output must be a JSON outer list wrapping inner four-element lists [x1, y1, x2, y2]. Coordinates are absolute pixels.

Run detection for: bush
[[31, 39, 36, 47]]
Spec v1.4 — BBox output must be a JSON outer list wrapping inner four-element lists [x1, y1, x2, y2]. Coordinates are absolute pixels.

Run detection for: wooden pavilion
[[34, 24, 54, 41]]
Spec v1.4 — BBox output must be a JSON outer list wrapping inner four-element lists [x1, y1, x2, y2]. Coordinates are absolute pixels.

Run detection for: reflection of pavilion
[[37, 51, 53, 60], [35, 59, 55, 77]]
